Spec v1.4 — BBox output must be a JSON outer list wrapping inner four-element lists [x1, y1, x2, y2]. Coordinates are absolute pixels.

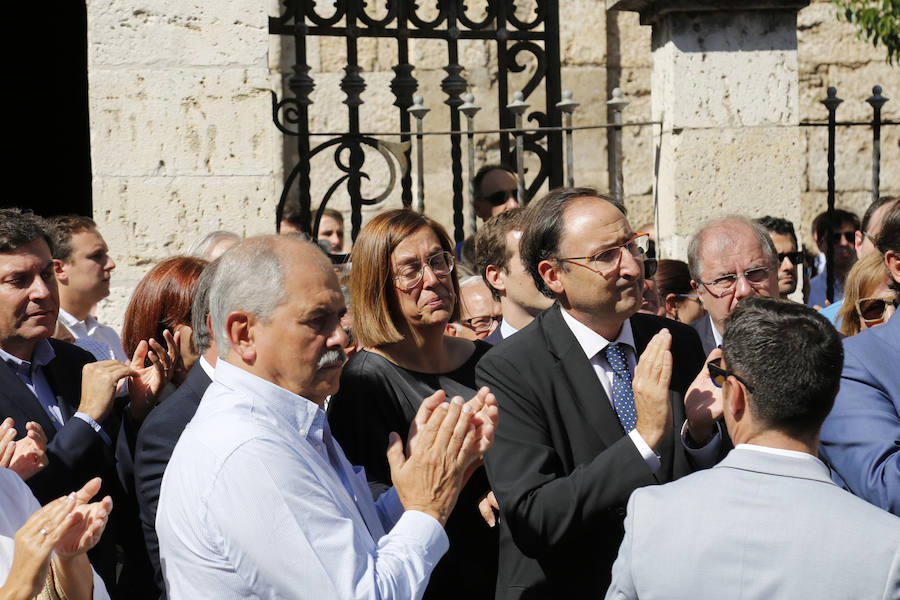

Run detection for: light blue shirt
[[156, 359, 448, 600]]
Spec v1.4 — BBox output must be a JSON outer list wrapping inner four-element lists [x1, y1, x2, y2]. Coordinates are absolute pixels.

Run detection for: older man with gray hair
[[688, 216, 779, 356], [156, 235, 497, 599]]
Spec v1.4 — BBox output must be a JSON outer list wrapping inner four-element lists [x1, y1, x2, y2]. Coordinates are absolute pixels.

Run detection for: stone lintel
[[608, 1, 810, 25]]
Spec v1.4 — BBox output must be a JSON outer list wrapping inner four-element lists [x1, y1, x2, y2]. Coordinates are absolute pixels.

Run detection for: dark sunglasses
[[777, 251, 804, 266], [829, 230, 856, 245], [855, 295, 898, 323], [483, 189, 517, 206], [707, 357, 754, 392], [644, 258, 658, 278]]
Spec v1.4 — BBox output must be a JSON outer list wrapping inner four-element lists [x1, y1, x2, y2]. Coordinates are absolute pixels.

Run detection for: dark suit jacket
[[134, 362, 211, 598], [0, 339, 126, 589], [476, 305, 707, 599], [690, 314, 719, 356]]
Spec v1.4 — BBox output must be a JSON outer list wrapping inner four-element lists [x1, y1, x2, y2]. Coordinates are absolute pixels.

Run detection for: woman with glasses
[[836, 251, 897, 336], [328, 209, 497, 600], [655, 259, 707, 324]]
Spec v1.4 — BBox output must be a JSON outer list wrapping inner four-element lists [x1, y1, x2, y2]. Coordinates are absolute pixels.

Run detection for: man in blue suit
[[606, 296, 900, 600], [134, 258, 219, 597], [820, 201, 900, 515]]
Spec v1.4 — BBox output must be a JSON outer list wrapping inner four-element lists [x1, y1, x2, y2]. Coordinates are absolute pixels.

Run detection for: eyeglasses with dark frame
[[555, 233, 651, 276], [829, 230, 856, 245], [392, 251, 455, 291], [697, 265, 774, 297], [482, 188, 517, 207], [855, 295, 898, 324], [707, 357, 754, 392], [777, 251, 804, 266], [460, 314, 501, 333]]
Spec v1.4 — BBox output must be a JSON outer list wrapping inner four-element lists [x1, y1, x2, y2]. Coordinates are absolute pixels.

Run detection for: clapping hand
[[127, 329, 179, 422], [0, 418, 49, 480]]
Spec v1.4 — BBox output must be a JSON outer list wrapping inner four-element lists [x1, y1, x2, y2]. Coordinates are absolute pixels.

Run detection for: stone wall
[[88, 0, 897, 330]]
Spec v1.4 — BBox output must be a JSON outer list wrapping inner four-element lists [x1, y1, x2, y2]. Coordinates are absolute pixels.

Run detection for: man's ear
[[484, 265, 506, 294], [445, 323, 459, 337], [538, 259, 564, 296], [53, 259, 68, 284], [225, 311, 256, 363], [726, 378, 747, 422]]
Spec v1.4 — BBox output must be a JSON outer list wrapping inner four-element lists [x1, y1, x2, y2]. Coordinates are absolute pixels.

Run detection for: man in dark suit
[[134, 258, 219, 597], [0, 207, 173, 596], [687, 216, 779, 355], [476, 189, 724, 598]]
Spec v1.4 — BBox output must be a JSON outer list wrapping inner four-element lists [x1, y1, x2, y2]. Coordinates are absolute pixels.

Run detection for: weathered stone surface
[[798, 1, 894, 67], [560, 0, 607, 67]]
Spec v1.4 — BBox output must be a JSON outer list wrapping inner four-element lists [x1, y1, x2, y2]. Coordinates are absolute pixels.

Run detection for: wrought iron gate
[[269, 1, 563, 242]]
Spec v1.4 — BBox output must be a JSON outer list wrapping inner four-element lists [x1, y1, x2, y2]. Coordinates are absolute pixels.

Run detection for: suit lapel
[[0, 359, 59, 438], [44, 353, 78, 422], [542, 306, 628, 449]]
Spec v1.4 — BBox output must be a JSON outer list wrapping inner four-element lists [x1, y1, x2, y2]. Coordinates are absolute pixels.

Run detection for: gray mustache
[[317, 348, 347, 369]]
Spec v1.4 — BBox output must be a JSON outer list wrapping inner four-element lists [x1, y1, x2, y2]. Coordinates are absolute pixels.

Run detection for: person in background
[[448, 276, 502, 342], [808, 208, 859, 308], [121, 257, 207, 397], [655, 259, 706, 324], [473, 164, 519, 222], [756, 216, 802, 301], [49, 216, 127, 363], [328, 209, 499, 600], [185, 230, 239, 262], [835, 251, 896, 337], [314, 207, 347, 254], [637, 257, 663, 316]]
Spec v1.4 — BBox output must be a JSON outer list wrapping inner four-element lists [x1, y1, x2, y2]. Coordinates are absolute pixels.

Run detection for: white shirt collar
[[735, 443, 831, 478], [499, 319, 518, 340], [199, 355, 215, 380], [709, 314, 723, 348], [0, 338, 55, 370], [559, 308, 635, 360], [58, 307, 99, 335]]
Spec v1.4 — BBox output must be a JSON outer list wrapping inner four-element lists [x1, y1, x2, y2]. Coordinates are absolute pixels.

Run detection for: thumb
[[385, 432, 406, 475]]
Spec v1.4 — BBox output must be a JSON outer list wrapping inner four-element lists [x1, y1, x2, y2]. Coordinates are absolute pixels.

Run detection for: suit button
[[615, 507, 626, 517]]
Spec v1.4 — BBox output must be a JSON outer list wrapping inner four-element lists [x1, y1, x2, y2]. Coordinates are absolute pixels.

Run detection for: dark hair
[[722, 296, 843, 439], [756, 216, 797, 248], [862, 196, 899, 233], [475, 208, 526, 301], [655, 259, 693, 297], [317, 207, 344, 225], [473, 164, 515, 201], [122, 256, 208, 360], [520, 187, 624, 298], [191, 258, 220, 354], [0, 208, 54, 254], [49, 215, 98, 262], [281, 201, 305, 228], [812, 208, 860, 242], [875, 202, 900, 295]]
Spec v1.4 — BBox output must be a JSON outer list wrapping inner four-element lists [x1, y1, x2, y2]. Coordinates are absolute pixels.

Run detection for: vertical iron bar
[[866, 85, 887, 204], [342, 3, 366, 240], [395, 1, 414, 208], [822, 86, 843, 305], [443, 4, 466, 242], [460, 93, 481, 237], [291, 3, 312, 236], [543, 1, 564, 188], [556, 90, 579, 187], [507, 91, 529, 206], [496, 2, 511, 168], [408, 95, 430, 213], [607, 88, 628, 203]]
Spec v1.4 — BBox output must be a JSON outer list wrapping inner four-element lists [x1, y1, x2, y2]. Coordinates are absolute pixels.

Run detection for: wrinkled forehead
[[699, 225, 768, 273]]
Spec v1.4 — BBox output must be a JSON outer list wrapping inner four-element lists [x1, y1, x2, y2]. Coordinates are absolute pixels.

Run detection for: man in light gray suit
[[606, 296, 900, 600]]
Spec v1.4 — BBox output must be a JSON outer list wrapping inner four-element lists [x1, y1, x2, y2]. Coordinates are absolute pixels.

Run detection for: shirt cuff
[[680, 420, 723, 469], [390, 510, 450, 566], [628, 429, 661, 474], [73, 412, 112, 446]]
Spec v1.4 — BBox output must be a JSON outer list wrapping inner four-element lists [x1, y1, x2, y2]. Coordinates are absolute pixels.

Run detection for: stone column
[[86, 0, 284, 330], [609, 1, 809, 260]]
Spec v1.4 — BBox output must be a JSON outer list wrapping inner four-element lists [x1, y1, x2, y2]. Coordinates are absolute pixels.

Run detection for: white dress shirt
[[58, 308, 128, 363], [559, 309, 722, 473], [157, 359, 448, 600], [708, 314, 723, 348]]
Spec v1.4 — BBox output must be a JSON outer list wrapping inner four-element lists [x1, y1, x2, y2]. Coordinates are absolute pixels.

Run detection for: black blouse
[[328, 342, 498, 599]]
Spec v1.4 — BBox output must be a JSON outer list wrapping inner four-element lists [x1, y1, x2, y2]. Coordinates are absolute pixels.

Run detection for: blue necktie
[[604, 343, 637, 432]]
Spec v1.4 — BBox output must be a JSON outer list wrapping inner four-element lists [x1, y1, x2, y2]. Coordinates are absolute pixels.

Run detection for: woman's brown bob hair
[[122, 256, 208, 360], [350, 209, 460, 347]]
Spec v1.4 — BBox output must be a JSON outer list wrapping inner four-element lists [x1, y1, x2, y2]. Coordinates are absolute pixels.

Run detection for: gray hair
[[687, 215, 778, 282], [191, 258, 220, 354], [187, 230, 241, 261]]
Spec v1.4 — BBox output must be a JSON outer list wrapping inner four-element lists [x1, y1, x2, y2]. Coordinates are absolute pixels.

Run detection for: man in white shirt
[[606, 296, 900, 600], [157, 235, 497, 599], [687, 216, 779, 355], [50, 217, 126, 362], [474, 208, 553, 344]]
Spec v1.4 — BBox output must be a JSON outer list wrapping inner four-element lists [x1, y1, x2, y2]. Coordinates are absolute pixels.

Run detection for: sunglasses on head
[[483, 189, 517, 206], [777, 251, 804, 266], [855, 295, 898, 323], [829, 230, 856, 245]]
